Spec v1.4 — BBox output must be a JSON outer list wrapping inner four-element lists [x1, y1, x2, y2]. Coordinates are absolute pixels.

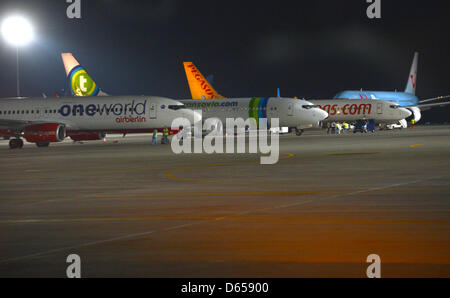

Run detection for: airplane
[[180, 97, 328, 134], [61, 53, 328, 135], [0, 96, 200, 149], [309, 99, 411, 126], [333, 52, 450, 122], [182, 62, 413, 132]]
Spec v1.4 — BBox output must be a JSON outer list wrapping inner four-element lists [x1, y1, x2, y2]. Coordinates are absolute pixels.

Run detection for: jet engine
[[408, 106, 421, 122], [24, 123, 66, 143]]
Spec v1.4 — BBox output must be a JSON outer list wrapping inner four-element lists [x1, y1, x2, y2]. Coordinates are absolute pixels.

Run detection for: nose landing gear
[[295, 128, 304, 136]]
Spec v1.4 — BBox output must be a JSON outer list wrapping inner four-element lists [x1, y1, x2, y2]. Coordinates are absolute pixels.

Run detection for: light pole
[[1, 16, 34, 97]]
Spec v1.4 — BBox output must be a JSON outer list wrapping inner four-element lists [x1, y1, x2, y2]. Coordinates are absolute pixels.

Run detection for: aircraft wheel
[[36, 142, 50, 147], [9, 138, 22, 149], [295, 128, 304, 136]]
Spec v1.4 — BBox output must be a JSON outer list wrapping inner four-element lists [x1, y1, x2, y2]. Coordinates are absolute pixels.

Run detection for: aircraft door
[[287, 103, 293, 116], [376, 102, 383, 114], [149, 103, 157, 119]]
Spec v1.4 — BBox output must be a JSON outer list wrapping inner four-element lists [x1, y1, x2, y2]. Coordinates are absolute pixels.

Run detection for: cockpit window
[[390, 105, 400, 109], [302, 105, 318, 109], [168, 104, 186, 110]]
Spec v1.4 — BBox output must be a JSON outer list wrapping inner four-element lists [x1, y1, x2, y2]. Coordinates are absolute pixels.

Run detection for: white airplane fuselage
[[0, 95, 200, 135], [310, 99, 411, 123], [181, 97, 328, 129]]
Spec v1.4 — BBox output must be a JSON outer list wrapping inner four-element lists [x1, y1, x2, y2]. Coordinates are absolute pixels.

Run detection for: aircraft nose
[[316, 108, 328, 121]]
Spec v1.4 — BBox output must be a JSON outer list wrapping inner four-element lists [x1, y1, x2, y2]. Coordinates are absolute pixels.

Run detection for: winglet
[[183, 62, 226, 99]]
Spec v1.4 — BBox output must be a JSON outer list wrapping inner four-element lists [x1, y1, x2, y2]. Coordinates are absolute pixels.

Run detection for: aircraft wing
[[405, 101, 450, 109], [418, 95, 450, 104]]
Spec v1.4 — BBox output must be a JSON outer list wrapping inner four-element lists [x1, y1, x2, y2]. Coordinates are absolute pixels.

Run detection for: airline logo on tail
[[183, 62, 225, 99], [405, 52, 418, 94], [410, 72, 416, 89], [61, 53, 100, 97], [69, 65, 99, 96]]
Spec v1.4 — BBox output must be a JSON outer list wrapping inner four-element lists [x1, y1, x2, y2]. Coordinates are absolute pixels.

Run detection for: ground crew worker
[[343, 122, 349, 132], [335, 122, 341, 134], [162, 127, 169, 144], [152, 129, 158, 145], [411, 119, 415, 128]]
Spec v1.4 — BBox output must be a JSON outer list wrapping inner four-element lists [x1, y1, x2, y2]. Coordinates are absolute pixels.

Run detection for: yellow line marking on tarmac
[[327, 152, 379, 156], [164, 152, 294, 184], [164, 142, 426, 184]]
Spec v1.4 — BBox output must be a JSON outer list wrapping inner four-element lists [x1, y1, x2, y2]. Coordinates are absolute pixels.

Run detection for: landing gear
[[295, 128, 304, 136], [9, 138, 24, 149], [36, 142, 50, 147]]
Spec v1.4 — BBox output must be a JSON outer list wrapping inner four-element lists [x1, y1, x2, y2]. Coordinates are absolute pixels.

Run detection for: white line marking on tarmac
[[0, 230, 156, 264]]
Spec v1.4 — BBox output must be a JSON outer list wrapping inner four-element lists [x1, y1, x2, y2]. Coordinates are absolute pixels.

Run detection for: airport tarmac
[[0, 125, 449, 277]]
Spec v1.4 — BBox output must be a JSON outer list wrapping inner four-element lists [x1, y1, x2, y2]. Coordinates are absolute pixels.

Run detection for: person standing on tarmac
[[411, 119, 415, 128], [343, 122, 349, 133], [162, 127, 169, 144], [152, 129, 158, 145], [331, 121, 336, 134]]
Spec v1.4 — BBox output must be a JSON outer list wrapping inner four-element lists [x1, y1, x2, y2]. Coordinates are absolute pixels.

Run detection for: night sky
[[0, 0, 448, 122]]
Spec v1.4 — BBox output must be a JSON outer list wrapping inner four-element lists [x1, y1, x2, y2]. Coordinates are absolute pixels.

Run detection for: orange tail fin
[[183, 62, 226, 99]]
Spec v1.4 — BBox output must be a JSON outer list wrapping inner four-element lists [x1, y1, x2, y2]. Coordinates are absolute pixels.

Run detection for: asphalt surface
[[0, 125, 449, 277]]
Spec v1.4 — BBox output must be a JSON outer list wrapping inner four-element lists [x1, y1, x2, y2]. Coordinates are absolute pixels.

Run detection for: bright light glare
[[1, 16, 34, 46]]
